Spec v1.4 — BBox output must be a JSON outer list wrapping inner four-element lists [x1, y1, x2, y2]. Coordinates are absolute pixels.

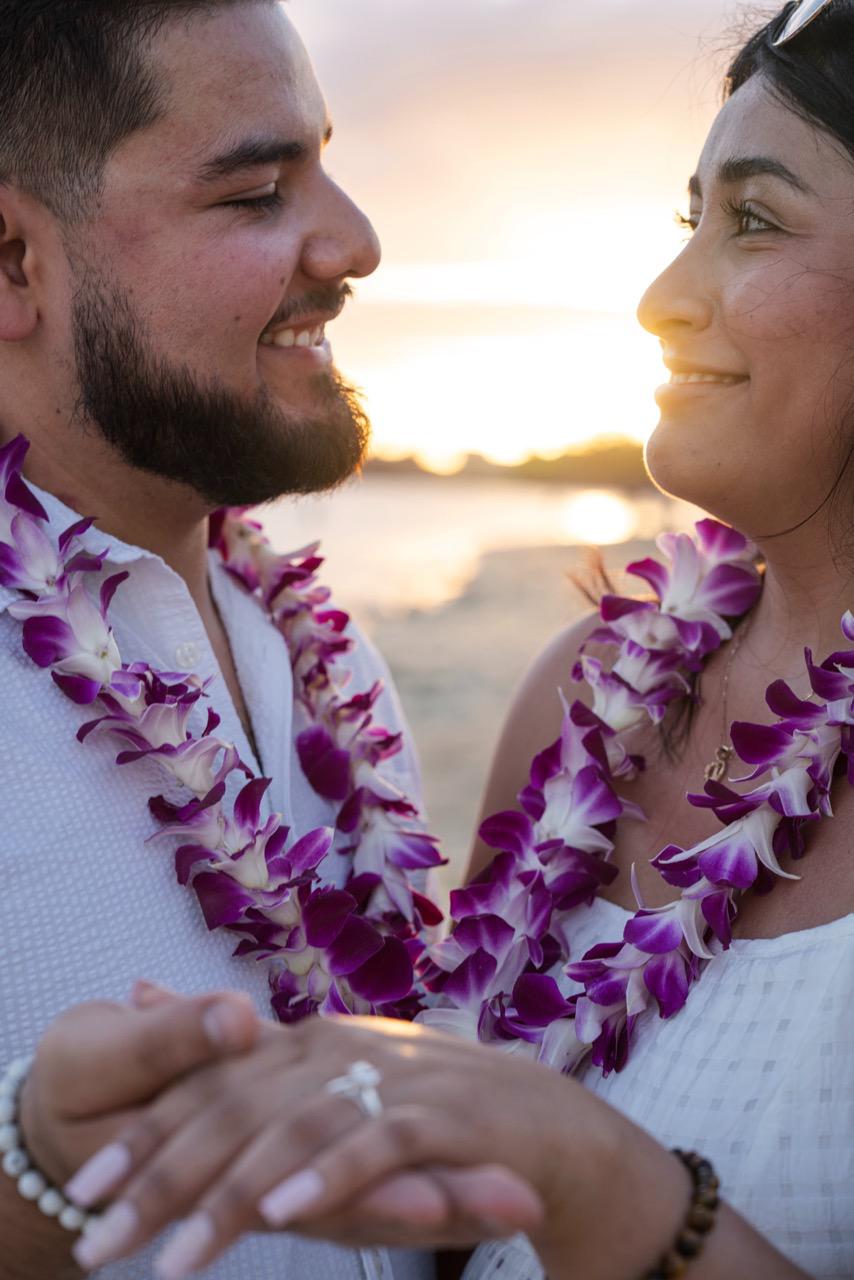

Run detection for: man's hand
[[20, 990, 259, 1194], [0, 989, 259, 1280]]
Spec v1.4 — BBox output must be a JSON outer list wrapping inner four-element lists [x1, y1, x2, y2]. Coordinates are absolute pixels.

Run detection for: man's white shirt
[[0, 485, 434, 1280]]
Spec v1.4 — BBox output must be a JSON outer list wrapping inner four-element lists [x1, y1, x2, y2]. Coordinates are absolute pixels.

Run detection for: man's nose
[[301, 177, 382, 283]]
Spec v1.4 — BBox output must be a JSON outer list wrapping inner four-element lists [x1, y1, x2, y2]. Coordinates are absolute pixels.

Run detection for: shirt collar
[[0, 479, 168, 616]]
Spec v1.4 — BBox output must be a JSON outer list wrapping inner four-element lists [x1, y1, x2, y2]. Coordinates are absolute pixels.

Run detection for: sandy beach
[[370, 538, 656, 887]]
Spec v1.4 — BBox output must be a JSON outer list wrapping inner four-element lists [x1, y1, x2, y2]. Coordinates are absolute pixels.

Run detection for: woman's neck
[[748, 526, 852, 677]]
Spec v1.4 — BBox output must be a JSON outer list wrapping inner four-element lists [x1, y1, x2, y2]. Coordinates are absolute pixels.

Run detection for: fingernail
[[155, 1212, 216, 1280], [65, 1143, 134, 1207], [130, 979, 176, 1008], [258, 1169, 325, 1226], [72, 1201, 139, 1270]]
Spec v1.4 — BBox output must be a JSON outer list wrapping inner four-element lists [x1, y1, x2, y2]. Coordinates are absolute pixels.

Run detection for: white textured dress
[[465, 897, 854, 1280], [0, 487, 434, 1280]]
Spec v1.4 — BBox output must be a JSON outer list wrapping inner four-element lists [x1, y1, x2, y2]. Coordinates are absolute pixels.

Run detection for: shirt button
[[175, 641, 201, 670]]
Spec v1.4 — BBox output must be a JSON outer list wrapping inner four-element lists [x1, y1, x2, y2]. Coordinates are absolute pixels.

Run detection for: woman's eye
[[674, 209, 699, 236], [724, 199, 777, 236]]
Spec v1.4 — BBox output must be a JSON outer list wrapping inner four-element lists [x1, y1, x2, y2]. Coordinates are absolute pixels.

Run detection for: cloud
[[287, 0, 747, 263]]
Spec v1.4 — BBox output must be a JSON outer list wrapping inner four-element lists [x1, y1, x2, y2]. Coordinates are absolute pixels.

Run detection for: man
[[0, 2, 440, 1275]]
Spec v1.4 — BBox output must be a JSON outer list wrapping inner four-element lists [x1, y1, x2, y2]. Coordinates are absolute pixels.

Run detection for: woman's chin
[[643, 423, 738, 523]]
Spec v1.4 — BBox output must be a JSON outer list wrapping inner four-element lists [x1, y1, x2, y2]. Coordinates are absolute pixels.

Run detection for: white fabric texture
[[0, 486, 433, 1280], [465, 896, 854, 1280]]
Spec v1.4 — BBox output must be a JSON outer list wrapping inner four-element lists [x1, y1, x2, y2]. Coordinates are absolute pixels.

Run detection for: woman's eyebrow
[[688, 155, 816, 199]]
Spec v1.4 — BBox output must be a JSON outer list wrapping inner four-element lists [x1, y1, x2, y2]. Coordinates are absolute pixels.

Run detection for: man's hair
[[0, 1, 254, 223]]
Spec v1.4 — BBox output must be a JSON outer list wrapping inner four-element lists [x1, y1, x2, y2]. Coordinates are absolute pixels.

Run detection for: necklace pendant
[[704, 745, 733, 784]]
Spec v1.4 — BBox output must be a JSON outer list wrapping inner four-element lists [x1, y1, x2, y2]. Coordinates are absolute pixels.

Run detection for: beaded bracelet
[[0, 1055, 95, 1233], [642, 1149, 721, 1280]]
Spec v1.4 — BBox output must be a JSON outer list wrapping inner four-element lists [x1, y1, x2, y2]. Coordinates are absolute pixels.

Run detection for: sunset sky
[[288, 0, 755, 471]]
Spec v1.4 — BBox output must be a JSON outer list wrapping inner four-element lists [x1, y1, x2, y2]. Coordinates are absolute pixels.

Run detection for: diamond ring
[[324, 1060, 384, 1119]]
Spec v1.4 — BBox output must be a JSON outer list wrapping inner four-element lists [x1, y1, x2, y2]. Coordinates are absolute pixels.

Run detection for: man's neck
[[21, 428, 214, 614]]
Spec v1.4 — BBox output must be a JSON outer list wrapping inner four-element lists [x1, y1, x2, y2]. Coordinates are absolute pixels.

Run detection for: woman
[[37, 2, 854, 1277]]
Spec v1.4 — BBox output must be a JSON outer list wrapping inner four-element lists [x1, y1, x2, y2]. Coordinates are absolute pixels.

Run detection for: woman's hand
[[60, 1009, 677, 1280]]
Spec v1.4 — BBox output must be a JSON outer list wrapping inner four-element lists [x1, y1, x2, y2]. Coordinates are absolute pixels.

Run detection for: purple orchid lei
[[3, 434, 853, 1076], [0, 435, 444, 1023], [416, 524, 854, 1074]]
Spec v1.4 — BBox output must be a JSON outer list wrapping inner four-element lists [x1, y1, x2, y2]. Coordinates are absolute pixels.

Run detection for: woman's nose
[[636, 246, 714, 341]]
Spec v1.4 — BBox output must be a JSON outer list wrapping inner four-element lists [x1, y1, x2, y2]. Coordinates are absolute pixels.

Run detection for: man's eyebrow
[[688, 155, 816, 200], [194, 125, 334, 184]]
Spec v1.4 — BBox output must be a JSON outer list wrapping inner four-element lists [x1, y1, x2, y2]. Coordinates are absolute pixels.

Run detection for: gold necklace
[[703, 614, 754, 784]]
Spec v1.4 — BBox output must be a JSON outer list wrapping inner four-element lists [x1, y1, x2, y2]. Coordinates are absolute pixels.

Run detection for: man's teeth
[[259, 325, 325, 349], [669, 373, 743, 386]]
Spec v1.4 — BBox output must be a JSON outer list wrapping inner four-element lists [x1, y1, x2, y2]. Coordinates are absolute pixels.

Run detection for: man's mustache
[[268, 283, 353, 330]]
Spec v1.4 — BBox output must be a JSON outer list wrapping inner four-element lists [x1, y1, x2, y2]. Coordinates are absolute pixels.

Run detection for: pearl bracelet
[[0, 1055, 95, 1233]]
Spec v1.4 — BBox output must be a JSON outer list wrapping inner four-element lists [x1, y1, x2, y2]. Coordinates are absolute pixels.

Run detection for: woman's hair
[[652, 2, 854, 760], [0, 0, 259, 224], [722, 2, 854, 567], [725, 3, 854, 167]]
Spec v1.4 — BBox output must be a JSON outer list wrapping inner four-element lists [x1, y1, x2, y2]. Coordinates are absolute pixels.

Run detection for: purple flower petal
[[326, 914, 384, 976], [0, 436, 48, 520], [51, 671, 103, 705], [528, 736, 563, 793], [285, 825, 335, 875], [412, 890, 445, 928], [296, 725, 352, 801], [626, 555, 669, 599], [385, 831, 445, 870], [652, 845, 703, 889], [730, 721, 792, 766], [302, 888, 358, 947], [701, 890, 735, 947], [643, 950, 690, 1018], [623, 908, 684, 955], [699, 563, 761, 618], [348, 936, 413, 1003], [512, 974, 573, 1026], [697, 834, 757, 890], [193, 872, 257, 929], [234, 777, 272, 833], [100, 572, 129, 616], [442, 948, 498, 1006], [478, 810, 534, 858], [453, 913, 516, 960], [175, 843, 213, 886], [765, 679, 820, 722], [694, 517, 749, 562], [22, 615, 76, 667]]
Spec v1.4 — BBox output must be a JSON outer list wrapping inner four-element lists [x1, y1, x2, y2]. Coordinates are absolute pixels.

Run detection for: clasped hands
[[24, 984, 565, 1279]]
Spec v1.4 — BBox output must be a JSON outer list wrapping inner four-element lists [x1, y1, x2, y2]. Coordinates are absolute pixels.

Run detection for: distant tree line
[[365, 440, 651, 490]]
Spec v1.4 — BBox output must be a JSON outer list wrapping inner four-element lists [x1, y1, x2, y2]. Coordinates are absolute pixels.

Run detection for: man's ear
[[0, 188, 41, 342]]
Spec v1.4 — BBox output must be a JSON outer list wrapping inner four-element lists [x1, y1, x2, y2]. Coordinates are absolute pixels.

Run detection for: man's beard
[[70, 274, 370, 508]]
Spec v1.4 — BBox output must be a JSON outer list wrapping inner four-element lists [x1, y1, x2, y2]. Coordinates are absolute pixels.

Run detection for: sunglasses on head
[[773, 0, 838, 46]]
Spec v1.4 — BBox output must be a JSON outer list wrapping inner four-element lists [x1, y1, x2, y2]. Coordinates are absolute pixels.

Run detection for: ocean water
[[259, 473, 702, 616]]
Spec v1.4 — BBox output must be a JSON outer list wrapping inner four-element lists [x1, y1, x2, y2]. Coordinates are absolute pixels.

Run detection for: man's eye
[[225, 189, 282, 213]]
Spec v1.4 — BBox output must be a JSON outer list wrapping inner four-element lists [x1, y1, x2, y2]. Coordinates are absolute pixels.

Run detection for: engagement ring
[[325, 1060, 384, 1119]]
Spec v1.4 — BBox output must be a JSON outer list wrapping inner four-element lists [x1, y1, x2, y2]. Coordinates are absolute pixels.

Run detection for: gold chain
[[703, 613, 755, 784]]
